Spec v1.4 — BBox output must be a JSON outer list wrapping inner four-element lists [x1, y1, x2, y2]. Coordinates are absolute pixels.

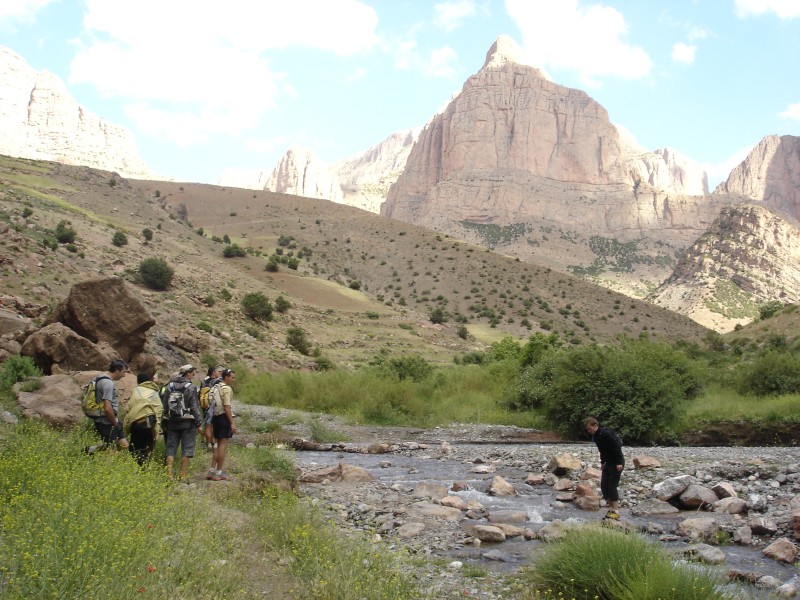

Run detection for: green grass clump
[[517, 525, 725, 600], [0, 422, 243, 599], [683, 384, 800, 423], [248, 490, 419, 600]]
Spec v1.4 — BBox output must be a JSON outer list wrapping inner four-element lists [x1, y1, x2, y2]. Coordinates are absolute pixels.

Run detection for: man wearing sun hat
[[161, 364, 201, 479]]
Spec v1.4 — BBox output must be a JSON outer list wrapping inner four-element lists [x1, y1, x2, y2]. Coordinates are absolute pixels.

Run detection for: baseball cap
[[179, 364, 196, 375]]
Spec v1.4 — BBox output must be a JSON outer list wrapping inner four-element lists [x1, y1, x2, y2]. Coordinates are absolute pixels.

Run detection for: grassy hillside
[[0, 154, 709, 375]]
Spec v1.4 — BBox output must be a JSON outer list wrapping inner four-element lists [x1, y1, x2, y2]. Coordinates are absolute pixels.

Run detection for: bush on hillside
[[735, 351, 800, 396], [286, 327, 312, 355], [0, 356, 41, 390], [380, 355, 433, 382], [139, 257, 175, 290], [274, 296, 291, 313], [507, 339, 702, 443], [111, 231, 128, 247], [241, 292, 273, 322], [54, 220, 76, 244], [222, 243, 246, 258], [142, 228, 153, 241]]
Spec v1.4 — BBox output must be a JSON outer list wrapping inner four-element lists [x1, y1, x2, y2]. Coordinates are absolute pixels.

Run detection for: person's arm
[[224, 404, 237, 434]]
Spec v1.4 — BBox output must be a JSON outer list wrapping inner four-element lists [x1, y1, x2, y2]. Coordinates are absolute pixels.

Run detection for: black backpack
[[164, 381, 193, 421]]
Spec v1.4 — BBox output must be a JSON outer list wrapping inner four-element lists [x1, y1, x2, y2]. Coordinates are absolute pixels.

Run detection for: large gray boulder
[[21, 323, 116, 373]]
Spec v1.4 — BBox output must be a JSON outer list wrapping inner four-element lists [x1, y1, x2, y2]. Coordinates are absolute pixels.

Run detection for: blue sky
[[1, 0, 799, 188]]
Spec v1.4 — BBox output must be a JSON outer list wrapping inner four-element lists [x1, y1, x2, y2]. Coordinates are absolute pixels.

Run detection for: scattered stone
[[470, 525, 506, 543], [652, 475, 693, 501], [486, 475, 515, 496], [763, 538, 797, 563], [546, 453, 581, 476], [633, 455, 661, 470]]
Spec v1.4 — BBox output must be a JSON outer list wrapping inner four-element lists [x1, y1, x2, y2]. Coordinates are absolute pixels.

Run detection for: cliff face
[[0, 46, 152, 178], [714, 135, 800, 223], [263, 147, 344, 203], [649, 204, 800, 332]]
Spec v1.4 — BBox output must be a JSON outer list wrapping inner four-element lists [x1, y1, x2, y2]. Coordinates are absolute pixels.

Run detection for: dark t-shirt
[[593, 427, 624, 466]]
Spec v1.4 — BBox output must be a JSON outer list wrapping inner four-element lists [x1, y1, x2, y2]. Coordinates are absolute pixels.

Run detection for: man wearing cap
[[161, 364, 201, 479], [199, 365, 224, 453]]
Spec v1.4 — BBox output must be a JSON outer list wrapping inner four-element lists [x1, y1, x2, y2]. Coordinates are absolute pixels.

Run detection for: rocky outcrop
[[20, 322, 116, 372], [649, 204, 800, 331], [264, 147, 344, 203], [47, 277, 155, 361], [714, 135, 800, 223], [0, 46, 152, 179], [333, 128, 422, 213]]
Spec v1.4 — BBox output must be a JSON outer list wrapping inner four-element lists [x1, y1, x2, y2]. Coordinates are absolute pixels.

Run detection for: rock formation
[[263, 147, 344, 203], [649, 204, 800, 331], [0, 46, 152, 179], [334, 128, 422, 212], [714, 135, 800, 223]]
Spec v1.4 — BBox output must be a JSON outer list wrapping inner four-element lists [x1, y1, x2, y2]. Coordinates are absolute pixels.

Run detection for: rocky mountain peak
[[263, 146, 344, 203], [482, 35, 539, 72], [0, 46, 153, 179]]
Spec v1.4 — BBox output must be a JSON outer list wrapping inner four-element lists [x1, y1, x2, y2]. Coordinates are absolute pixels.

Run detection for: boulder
[[573, 495, 601, 511], [790, 494, 800, 540], [48, 277, 155, 361], [574, 482, 596, 497], [441, 496, 468, 511], [749, 516, 778, 535], [21, 323, 116, 373], [493, 523, 525, 538], [631, 499, 680, 517], [413, 481, 449, 500], [712, 481, 738, 499], [680, 543, 726, 565], [714, 497, 747, 514], [396, 522, 426, 539], [525, 473, 545, 486], [676, 517, 718, 542], [15, 374, 82, 427], [487, 510, 529, 524], [470, 525, 506, 543], [546, 453, 581, 476], [553, 478, 573, 491], [299, 461, 374, 483], [763, 538, 797, 563], [0, 307, 31, 336], [679, 484, 719, 509], [408, 501, 463, 521], [537, 520, 571, 543], [733, 526, 753, 545], [633, 455, 662, 470], [486, 475, 515, 496], [653, 475, 693, 501], [173, 330, 210, 354], [580, 467, 601, 480]]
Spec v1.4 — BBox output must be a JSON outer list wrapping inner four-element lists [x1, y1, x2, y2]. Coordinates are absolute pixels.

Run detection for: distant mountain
[[649, 203, 800, 332], [0, 46, 153, 179]]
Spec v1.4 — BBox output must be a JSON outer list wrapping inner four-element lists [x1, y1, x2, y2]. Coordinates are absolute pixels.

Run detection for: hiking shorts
[[94, 420, 125, 444], [165, 426, 197, 458], [212, 415, 233, 440]]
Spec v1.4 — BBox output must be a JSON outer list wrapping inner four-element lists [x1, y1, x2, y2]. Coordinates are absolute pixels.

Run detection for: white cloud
[[779, 102, 800, 121], [687, 26, 712, 41], [671, 42, 697, 64], [433, 0, 478, 32], [395, 39, 459, 78], [69, 0, 380, 144], [505, 0, 651, 86], [734, 0, 800, 19], [0, 0, 56, 24]]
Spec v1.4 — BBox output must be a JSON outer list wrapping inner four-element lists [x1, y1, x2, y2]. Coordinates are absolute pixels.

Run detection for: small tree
[[54, 220, 76, 244], [429, 307, 445, 324], [265, 258, 279, 272], [286, 327, 312, 355], [112, 231, 128, 247], [142, 228, 153, 241], [241, 292, 273, 322], [139, 257, 174, 290]]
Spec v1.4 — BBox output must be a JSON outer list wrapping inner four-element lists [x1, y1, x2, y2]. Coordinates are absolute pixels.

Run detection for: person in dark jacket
[[161, 364, 201, 479], [584, 416, 624, 518]]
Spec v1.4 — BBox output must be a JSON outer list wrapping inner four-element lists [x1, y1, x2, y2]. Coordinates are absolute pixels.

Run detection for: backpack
[[198, 385, 211, 411], [209, 382, 225, 418], [81, 375, 111, 418], [164, 381, 193, 421]]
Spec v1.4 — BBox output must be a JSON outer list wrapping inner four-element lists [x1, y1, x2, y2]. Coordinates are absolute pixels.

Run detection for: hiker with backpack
[[84, 359, 129, 450], [199, 365, 224, 453], [584, 416, 625, 520], [208, 368, 236, 481], [124, 373, 163, 465], [161, 364, 202, 479]]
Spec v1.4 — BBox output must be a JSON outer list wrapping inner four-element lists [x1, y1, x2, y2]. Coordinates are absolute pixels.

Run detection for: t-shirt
[[215, 384, 233, 418], [94, 376, 117, 425]]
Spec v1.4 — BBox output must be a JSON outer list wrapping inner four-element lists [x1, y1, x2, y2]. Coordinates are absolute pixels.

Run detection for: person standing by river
[[584, 416, 624, 519]]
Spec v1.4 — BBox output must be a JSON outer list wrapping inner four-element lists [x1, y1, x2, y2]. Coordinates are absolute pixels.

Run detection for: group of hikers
[[87, 359, 237, 481]]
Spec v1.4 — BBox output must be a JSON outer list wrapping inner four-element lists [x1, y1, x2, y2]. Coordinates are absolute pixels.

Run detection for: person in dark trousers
[[124, 373, 163, 465], [93, 359, 129, 450], [584, 416, 624, 519]]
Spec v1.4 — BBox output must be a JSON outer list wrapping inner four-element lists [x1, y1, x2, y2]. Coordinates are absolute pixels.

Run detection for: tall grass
[[239, 361, 542, 428], [516, 525, 726, 600], [245, 489, 421, 600], [683, 384, 800, 422], [0, 422, 243, 599]]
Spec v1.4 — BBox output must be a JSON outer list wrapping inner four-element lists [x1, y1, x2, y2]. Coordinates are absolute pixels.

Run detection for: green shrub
[[222, 243, 246, 258], [349, 280, 361, 290], [241, 292, 273, 322], [203, 295, 215, 307], [521, 525, 724, 600], [366, 311, 379, 320], [197, 321, 213, 334], [65, 243, 78, 253], [265, 257, 279, 272], [139, 257, 174, 290], [22, 207, 33, 218], [286, 327, 312, 355], [509, 339, 702, 443], [313, 355, 335, 371], [385, 355, 432, 382], [429, 307, 445, 324], [759, 300, 783, 320], [735, 351, 800, 396], [218, 288, 232, 301], [142, 228, 153, 241], [0, 356, 42, 391], [274, 296, 291, 313], [111, 231, 128, 247], [42, 237, 58, 251], [457, 325, 469, 339], [54, 220, 76, 244]]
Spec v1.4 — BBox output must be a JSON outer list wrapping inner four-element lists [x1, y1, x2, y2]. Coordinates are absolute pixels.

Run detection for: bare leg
[[165, 455, 175, 478], [179, 456, 189, 478], [216, 438, 229, 472]]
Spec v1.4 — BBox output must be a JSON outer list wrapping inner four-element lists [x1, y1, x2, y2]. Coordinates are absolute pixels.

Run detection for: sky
[[1, 0, 799, 188]]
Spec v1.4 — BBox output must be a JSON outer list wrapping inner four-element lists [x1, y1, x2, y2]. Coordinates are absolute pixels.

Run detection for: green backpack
[[81, 375, 110, 418]]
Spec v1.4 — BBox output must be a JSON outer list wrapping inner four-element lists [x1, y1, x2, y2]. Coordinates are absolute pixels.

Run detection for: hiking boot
[[211, 471, 229, 481], [205, 469, 216, 480], [604, 510, 620, 520]]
